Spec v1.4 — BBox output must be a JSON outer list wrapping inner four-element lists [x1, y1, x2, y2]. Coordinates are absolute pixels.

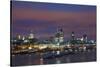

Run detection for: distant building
[[16, 34, 21, 40], [54, 27, 64, 44], [83, 34, 87, 42], [22, 36, 25, 40], [28, 31, 34, 39], [71, 32, 75, 40]]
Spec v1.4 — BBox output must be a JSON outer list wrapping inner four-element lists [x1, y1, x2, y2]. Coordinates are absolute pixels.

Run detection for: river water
[[11, 50, 96, 66]]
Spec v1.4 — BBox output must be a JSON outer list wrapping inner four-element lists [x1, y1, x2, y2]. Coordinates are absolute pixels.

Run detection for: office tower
[[83, 34, 87, 42], [71, 32, 75, 40], [28, 31, 34, 39], [55, 27, 64, 43]]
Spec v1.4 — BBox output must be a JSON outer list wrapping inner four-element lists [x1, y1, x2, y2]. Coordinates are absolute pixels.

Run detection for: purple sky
[[11, 1, 96, 40]]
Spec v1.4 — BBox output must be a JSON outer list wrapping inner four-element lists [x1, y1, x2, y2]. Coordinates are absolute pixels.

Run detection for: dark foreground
[[11, 50, 96, 66]]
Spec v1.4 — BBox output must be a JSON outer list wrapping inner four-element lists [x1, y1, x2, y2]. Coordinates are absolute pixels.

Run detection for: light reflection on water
[[56, 58, 61, 64], [11, 51, 96, 66]]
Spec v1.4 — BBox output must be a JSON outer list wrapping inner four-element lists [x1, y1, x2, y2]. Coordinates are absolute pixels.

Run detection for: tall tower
[[55, 27, 64, 43], [83, 34, 87, 42], [71, 32, 75, 40]]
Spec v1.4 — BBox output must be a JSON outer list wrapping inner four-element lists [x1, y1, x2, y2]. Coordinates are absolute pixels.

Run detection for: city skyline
[[11, 1, 96, 40], [11, 1, 96, 66]]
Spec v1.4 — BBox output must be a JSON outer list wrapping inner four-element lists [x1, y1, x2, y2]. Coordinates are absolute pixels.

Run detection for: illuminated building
[[83, 34, 87, 42], [71, 32, 75, 40], [22, 36, 25, 40], [28, 31, 34, 39], [16, 34, 21, 40], [54, 27, 64, 44]]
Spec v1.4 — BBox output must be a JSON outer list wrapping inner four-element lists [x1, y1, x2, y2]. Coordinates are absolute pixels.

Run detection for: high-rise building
[[54, 27, 64, 43], [83, 34, 87, 42], [28, 31, 34, 39], [22, 36, 25, 40], [71, 32, 75, 40], [16, 34, 21, 40]]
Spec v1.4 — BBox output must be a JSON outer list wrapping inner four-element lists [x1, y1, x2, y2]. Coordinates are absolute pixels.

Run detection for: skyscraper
[[71, 32, 75, 40], [28, 31, 34, 39], [83, 34, 87, 42], [55, 27, 64, 44]]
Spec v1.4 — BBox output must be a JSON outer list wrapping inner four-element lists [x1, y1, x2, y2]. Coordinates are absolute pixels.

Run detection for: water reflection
[[40, 58, 43, 65], [65, 56, 71, 63], [28, 55, 32, 65], [56, 58, 61, 64], [11, 51, 96, 66]]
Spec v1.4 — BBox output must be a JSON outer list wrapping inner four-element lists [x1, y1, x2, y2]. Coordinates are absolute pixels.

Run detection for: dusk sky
[[11, 1, 96, 40]]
